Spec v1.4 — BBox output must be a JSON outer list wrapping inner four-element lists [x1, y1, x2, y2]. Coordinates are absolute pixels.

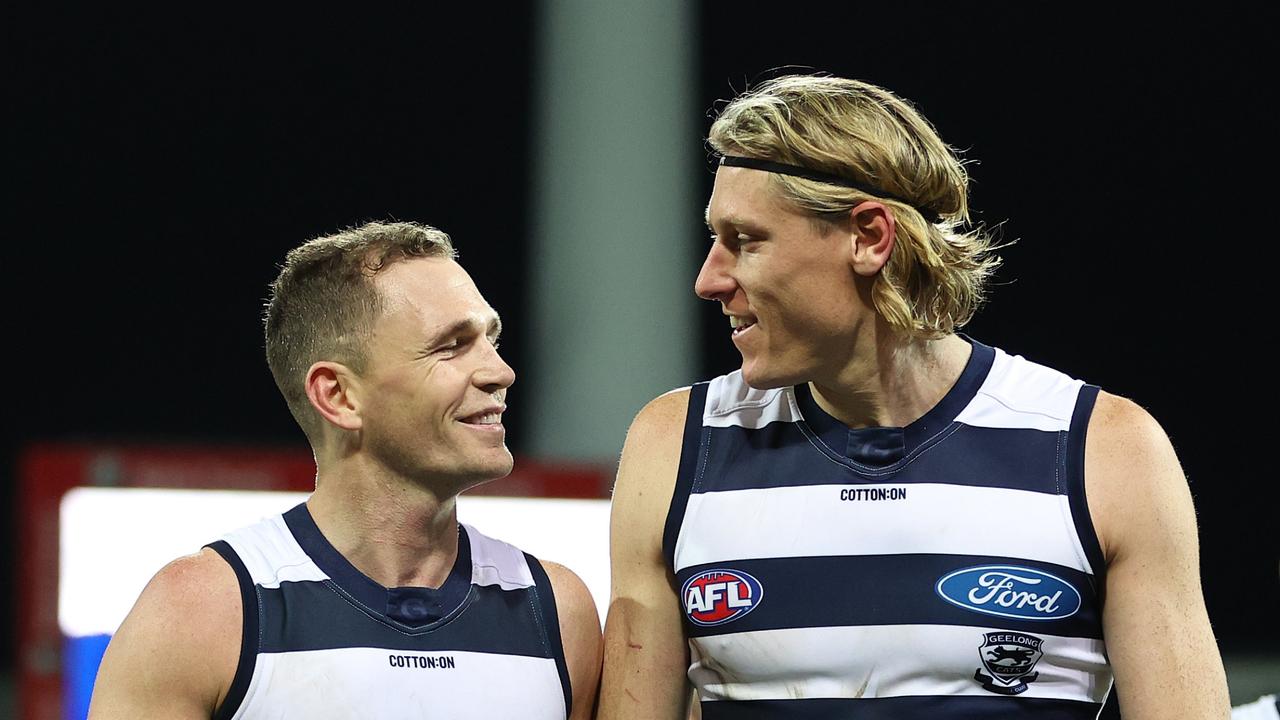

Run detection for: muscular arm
[[598, 389, 693, 720], [1086, 392, 1230, 719], [541, 561, 603, 720], [87, 548, 241, 720]]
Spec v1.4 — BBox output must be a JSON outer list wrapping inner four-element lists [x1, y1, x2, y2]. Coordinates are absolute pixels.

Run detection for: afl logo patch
[[936, 565, 1082, 621], [682, 569, 763, 627]]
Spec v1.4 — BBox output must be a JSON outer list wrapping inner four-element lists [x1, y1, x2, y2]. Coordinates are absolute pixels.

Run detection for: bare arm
[[541, 560, 603, 720], [598, 389, 694, 720], [87, 548, 241, 720], [1086, 392, 1230, 719]]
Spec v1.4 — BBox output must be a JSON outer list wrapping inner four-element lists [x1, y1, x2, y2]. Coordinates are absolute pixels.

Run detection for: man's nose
[[694, 242, 736, 302], [476, 340, 516, 391]]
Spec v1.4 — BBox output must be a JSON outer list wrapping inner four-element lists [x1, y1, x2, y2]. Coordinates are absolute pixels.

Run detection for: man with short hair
[[90, 221, 601, 719], [599, 76, 1230, 719]]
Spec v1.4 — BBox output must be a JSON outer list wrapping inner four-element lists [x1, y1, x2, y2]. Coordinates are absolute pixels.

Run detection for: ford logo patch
[[936, 565, 1081, 621], [682, 569, 763, 627]]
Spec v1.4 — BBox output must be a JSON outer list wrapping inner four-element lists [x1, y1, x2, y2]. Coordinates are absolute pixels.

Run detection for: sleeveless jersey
[[206, 503, 571, 720], [664, 339, 1113, 719]]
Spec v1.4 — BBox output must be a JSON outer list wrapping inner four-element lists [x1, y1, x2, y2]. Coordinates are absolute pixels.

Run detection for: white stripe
[[457, 497, 612, 621], [233, 647, 565, 719], [675, 484, 1094, 574], [223, 515, 329, 589], [703, 373, 801, 429], [690, 624, 1110, 704], [223, 513, 549, 592], [956, 349, 1083, 432], [465, 523, 535, 590]]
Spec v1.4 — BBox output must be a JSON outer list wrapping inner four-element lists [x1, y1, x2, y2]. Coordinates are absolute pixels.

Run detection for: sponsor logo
[[839, 487, 907, 501], [682, 569, 763, 627], [388, 654, 456, 669], [974, 631, 1044, 695], [936, 565, 1081, 621]]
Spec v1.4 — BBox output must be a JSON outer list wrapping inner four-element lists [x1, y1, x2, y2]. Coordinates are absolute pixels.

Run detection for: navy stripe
[[664, 382, 709, 574], [258, 580, 553, 657], [698, 423, 1066, 494], [676, 554, 1102, 639], [206, 541, 258, 720], [700, 695, 1103, 719], [1065, 385, 1106, 595], [524, 553, 572, 718]]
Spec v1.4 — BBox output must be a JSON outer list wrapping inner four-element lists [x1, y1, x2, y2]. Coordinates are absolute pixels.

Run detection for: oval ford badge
[[936, 565, 1081, 621]]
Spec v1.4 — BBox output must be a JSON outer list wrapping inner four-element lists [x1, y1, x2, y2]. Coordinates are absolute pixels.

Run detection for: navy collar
[[794, 336, 995, 466], [283, 502, 473, 629]]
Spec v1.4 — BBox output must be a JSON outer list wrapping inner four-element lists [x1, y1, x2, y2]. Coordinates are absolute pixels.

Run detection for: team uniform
[[665, 338, 1113, 718], [205, 503, 571, 719]]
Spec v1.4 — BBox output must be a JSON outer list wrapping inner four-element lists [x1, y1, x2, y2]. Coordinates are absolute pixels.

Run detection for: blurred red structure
[[17, 443, 610, 720]]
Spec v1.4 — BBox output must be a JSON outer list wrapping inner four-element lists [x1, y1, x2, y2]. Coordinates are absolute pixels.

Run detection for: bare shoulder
[[1083, 398, 1231, 714], [113, 546, 242, 655], [88, 547, 243, 719], [614, 388, 690, 495], [147, 546, 241, 609], [538, 560, 603, 720], [1084, 390, 1193, 561], [600, 388, 698, 720], [540, 559, 601, 631], [625, 387, 692, 448], [1086, 390, 1175, 455]]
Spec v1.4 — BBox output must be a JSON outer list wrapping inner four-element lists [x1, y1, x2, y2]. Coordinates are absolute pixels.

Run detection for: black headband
[[718, 155, 942, 224]]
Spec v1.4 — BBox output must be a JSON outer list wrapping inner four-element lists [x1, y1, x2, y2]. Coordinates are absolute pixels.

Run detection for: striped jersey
[[664, 338, 1113, 719], [206, 503, 571, 720]]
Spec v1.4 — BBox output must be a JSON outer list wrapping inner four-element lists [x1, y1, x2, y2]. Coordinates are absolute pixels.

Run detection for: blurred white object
[[1233, 695, 1279, 720], [60, 486, 611, 639]]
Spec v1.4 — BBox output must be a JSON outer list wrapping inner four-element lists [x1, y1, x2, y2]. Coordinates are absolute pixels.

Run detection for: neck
[[306, 454, 463, 589], [810, 327, 972, 429]]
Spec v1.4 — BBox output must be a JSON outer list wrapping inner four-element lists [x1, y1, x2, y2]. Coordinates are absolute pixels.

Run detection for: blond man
[[600, 76, 1229, 719]]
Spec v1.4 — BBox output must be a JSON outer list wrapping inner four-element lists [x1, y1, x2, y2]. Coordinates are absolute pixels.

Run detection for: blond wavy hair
[[264, 221, 457, 443], [709, 75, 1002, 339]]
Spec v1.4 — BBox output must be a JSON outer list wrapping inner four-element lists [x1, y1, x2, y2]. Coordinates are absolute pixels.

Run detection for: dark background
[[8, 0, 1276, 690]]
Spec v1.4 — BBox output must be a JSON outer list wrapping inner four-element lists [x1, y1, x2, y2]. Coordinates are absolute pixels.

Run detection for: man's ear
[[847, 201, 897, 277], [305, 361, 363, 432]]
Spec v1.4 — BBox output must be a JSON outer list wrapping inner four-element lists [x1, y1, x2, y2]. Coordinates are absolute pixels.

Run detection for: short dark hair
[[263, 221, 457, 442]]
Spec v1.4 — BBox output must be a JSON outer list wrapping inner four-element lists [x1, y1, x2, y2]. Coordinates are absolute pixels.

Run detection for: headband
[[718, 155, 942, 224]]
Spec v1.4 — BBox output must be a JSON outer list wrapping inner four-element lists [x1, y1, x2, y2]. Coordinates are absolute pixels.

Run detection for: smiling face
[[697, 166, 871, 389], [355, 257, 515, 489]]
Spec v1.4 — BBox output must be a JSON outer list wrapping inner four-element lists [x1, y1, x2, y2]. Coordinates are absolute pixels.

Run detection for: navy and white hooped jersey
[[664, 338, 1114, 719], [205, 503, 571, 720]]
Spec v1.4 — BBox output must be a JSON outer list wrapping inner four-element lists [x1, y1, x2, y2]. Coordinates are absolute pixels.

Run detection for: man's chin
[[471, 453, 515, 483], [740, 361, 795, 391]]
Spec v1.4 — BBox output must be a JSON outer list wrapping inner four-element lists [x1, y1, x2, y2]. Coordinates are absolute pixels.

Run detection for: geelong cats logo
[[682, 569, 763, 627], [975, 631, 1045, 695]]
